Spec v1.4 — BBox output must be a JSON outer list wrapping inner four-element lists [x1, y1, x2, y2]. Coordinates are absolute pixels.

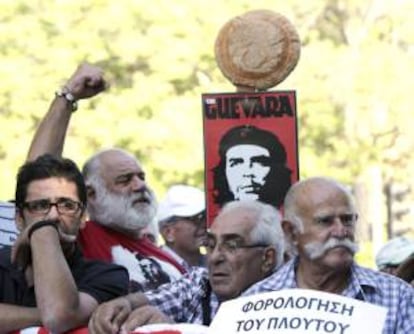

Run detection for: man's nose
[[130, 175, 146, 191], [208, 245, 226, 264], [331, 219, 350, 239], [46, 204, 60, 219], [242, 164, 254, 176]]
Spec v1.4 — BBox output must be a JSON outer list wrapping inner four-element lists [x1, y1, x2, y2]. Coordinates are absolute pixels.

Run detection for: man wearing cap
[[376, 236, 414, 285], [157, 185, 206, 270], [212, 125, 292, 210]]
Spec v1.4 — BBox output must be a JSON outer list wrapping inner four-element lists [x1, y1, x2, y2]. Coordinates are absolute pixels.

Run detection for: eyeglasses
[[314, 213, 358, 227], [22, 198, 83, 216], [205, 238, 268, 255]]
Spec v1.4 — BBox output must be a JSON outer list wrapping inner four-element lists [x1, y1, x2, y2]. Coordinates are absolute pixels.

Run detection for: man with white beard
[[243, 177, 414, 334], [27, 64, 185, 292]]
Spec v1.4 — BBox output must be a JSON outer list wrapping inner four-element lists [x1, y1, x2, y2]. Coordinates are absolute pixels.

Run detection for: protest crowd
[[0, 62, 413, 334]]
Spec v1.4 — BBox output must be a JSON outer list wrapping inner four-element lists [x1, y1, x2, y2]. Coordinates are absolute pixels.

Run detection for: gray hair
[[218, 200, 285, 270]]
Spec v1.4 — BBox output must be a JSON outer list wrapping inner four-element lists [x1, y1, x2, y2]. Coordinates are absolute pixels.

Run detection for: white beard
[[88, 182, 157, 234]]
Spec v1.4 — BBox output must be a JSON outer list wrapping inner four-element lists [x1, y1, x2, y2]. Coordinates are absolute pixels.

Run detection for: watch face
[[55, 89, 78, 111]]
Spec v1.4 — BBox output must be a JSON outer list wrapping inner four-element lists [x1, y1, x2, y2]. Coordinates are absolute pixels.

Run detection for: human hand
[[88, 297, 132, 334], [11, 219, 76, 268], [120, 305, 174, 333], [64, 63, 108, 100]]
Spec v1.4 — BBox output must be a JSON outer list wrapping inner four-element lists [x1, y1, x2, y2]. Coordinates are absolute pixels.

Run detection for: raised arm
[[27, 63, 107, 161]]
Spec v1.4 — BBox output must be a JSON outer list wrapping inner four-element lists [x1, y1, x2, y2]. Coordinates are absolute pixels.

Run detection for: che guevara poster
[[202, 91, 299, 226]]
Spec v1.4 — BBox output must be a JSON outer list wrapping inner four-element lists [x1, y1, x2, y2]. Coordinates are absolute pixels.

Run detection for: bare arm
[[27, 63, 107, 161], [30, 225, 98, 333], [0, 305, 41, 333]]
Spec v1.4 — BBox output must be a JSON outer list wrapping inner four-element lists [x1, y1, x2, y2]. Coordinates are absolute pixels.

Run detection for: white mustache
[[304, 238, 359, 260], [131, 190, 153, 203]]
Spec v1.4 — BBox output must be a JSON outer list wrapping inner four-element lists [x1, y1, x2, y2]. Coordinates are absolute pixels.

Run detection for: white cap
[[157, 185, 205, 225], [375, 236, 414, 269]]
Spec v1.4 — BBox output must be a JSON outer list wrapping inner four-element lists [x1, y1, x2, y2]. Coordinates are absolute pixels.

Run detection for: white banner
[[209, 289, 387, 334]]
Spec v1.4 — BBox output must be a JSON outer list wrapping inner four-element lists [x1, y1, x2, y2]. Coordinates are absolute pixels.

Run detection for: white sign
[[209, 289, 387, 334]]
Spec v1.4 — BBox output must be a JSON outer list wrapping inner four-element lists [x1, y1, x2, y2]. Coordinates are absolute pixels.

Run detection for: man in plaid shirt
[[243, 177, 414, 334], [89, 200, 286, 333]]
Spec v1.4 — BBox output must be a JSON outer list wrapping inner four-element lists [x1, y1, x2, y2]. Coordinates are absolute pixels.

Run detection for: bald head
[[282, 177, 358, 268], [284, 177, 356, 232], [83, 148, 140, 182]]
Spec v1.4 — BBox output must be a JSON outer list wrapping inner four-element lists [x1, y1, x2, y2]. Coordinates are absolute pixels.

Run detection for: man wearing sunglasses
[[243, 177, 414, 334], [157, 185, 207, 270], [0, 154, 129, 333], [88, 200, 285, 333]]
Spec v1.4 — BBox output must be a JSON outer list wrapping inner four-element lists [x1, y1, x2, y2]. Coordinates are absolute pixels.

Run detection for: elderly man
[[88, 200, 285, 333], [243, 177, 414, 334], [27, 63, 185, 292], [157, 184, 207, 269], [0, 154, 128, 333]]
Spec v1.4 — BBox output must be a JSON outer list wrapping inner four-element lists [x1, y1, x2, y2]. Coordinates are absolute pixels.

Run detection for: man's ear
[[282, 219, 297, 244], [86, 185, 96, 201], [160, 226, 175, 243], [282, 219, 300, 259], [15, 208, 25, 232], [261, 247, 276, 274]]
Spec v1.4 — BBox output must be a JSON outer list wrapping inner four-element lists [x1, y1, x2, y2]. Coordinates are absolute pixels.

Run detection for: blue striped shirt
[[242, 257, 414, 334], [145, 267, 219, 324]]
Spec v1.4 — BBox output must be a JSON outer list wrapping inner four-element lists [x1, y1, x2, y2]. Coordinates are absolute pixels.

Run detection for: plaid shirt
[[242, 257, 414, 334], [145, 267, 219, 324]]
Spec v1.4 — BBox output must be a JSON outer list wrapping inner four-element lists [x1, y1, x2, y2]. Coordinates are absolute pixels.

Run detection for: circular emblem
[[215, 10, 301, 90]]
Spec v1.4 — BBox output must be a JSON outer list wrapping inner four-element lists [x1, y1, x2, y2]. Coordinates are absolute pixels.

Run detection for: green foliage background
[[1, 0, 413, 264]]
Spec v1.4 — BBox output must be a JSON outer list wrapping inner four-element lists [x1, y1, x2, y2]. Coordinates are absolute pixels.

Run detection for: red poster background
[[202, 91, 299, 226]]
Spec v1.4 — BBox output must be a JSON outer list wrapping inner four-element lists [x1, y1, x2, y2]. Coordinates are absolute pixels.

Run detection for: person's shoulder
[[187, 266, 208, 280], [78, 248, 128, 274], [243, 258, 296, 296], [170, 266, 207, 286], [353, 263, 413, 295]]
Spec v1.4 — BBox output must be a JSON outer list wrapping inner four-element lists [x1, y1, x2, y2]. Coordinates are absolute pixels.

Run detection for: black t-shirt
[[0, 245, 129, 306]]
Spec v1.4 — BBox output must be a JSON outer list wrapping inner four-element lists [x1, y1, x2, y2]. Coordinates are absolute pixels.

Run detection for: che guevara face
[[225, 144, 271, 201]]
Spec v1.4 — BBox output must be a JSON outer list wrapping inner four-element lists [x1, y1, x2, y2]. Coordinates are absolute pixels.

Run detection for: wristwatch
[[55, 87, 78, 112]]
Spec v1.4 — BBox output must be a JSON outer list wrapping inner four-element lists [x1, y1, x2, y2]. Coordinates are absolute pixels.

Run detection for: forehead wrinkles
[[99, 152, 143, 180], [295, 181, 354, 218], [211, 209, 256, 239]]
